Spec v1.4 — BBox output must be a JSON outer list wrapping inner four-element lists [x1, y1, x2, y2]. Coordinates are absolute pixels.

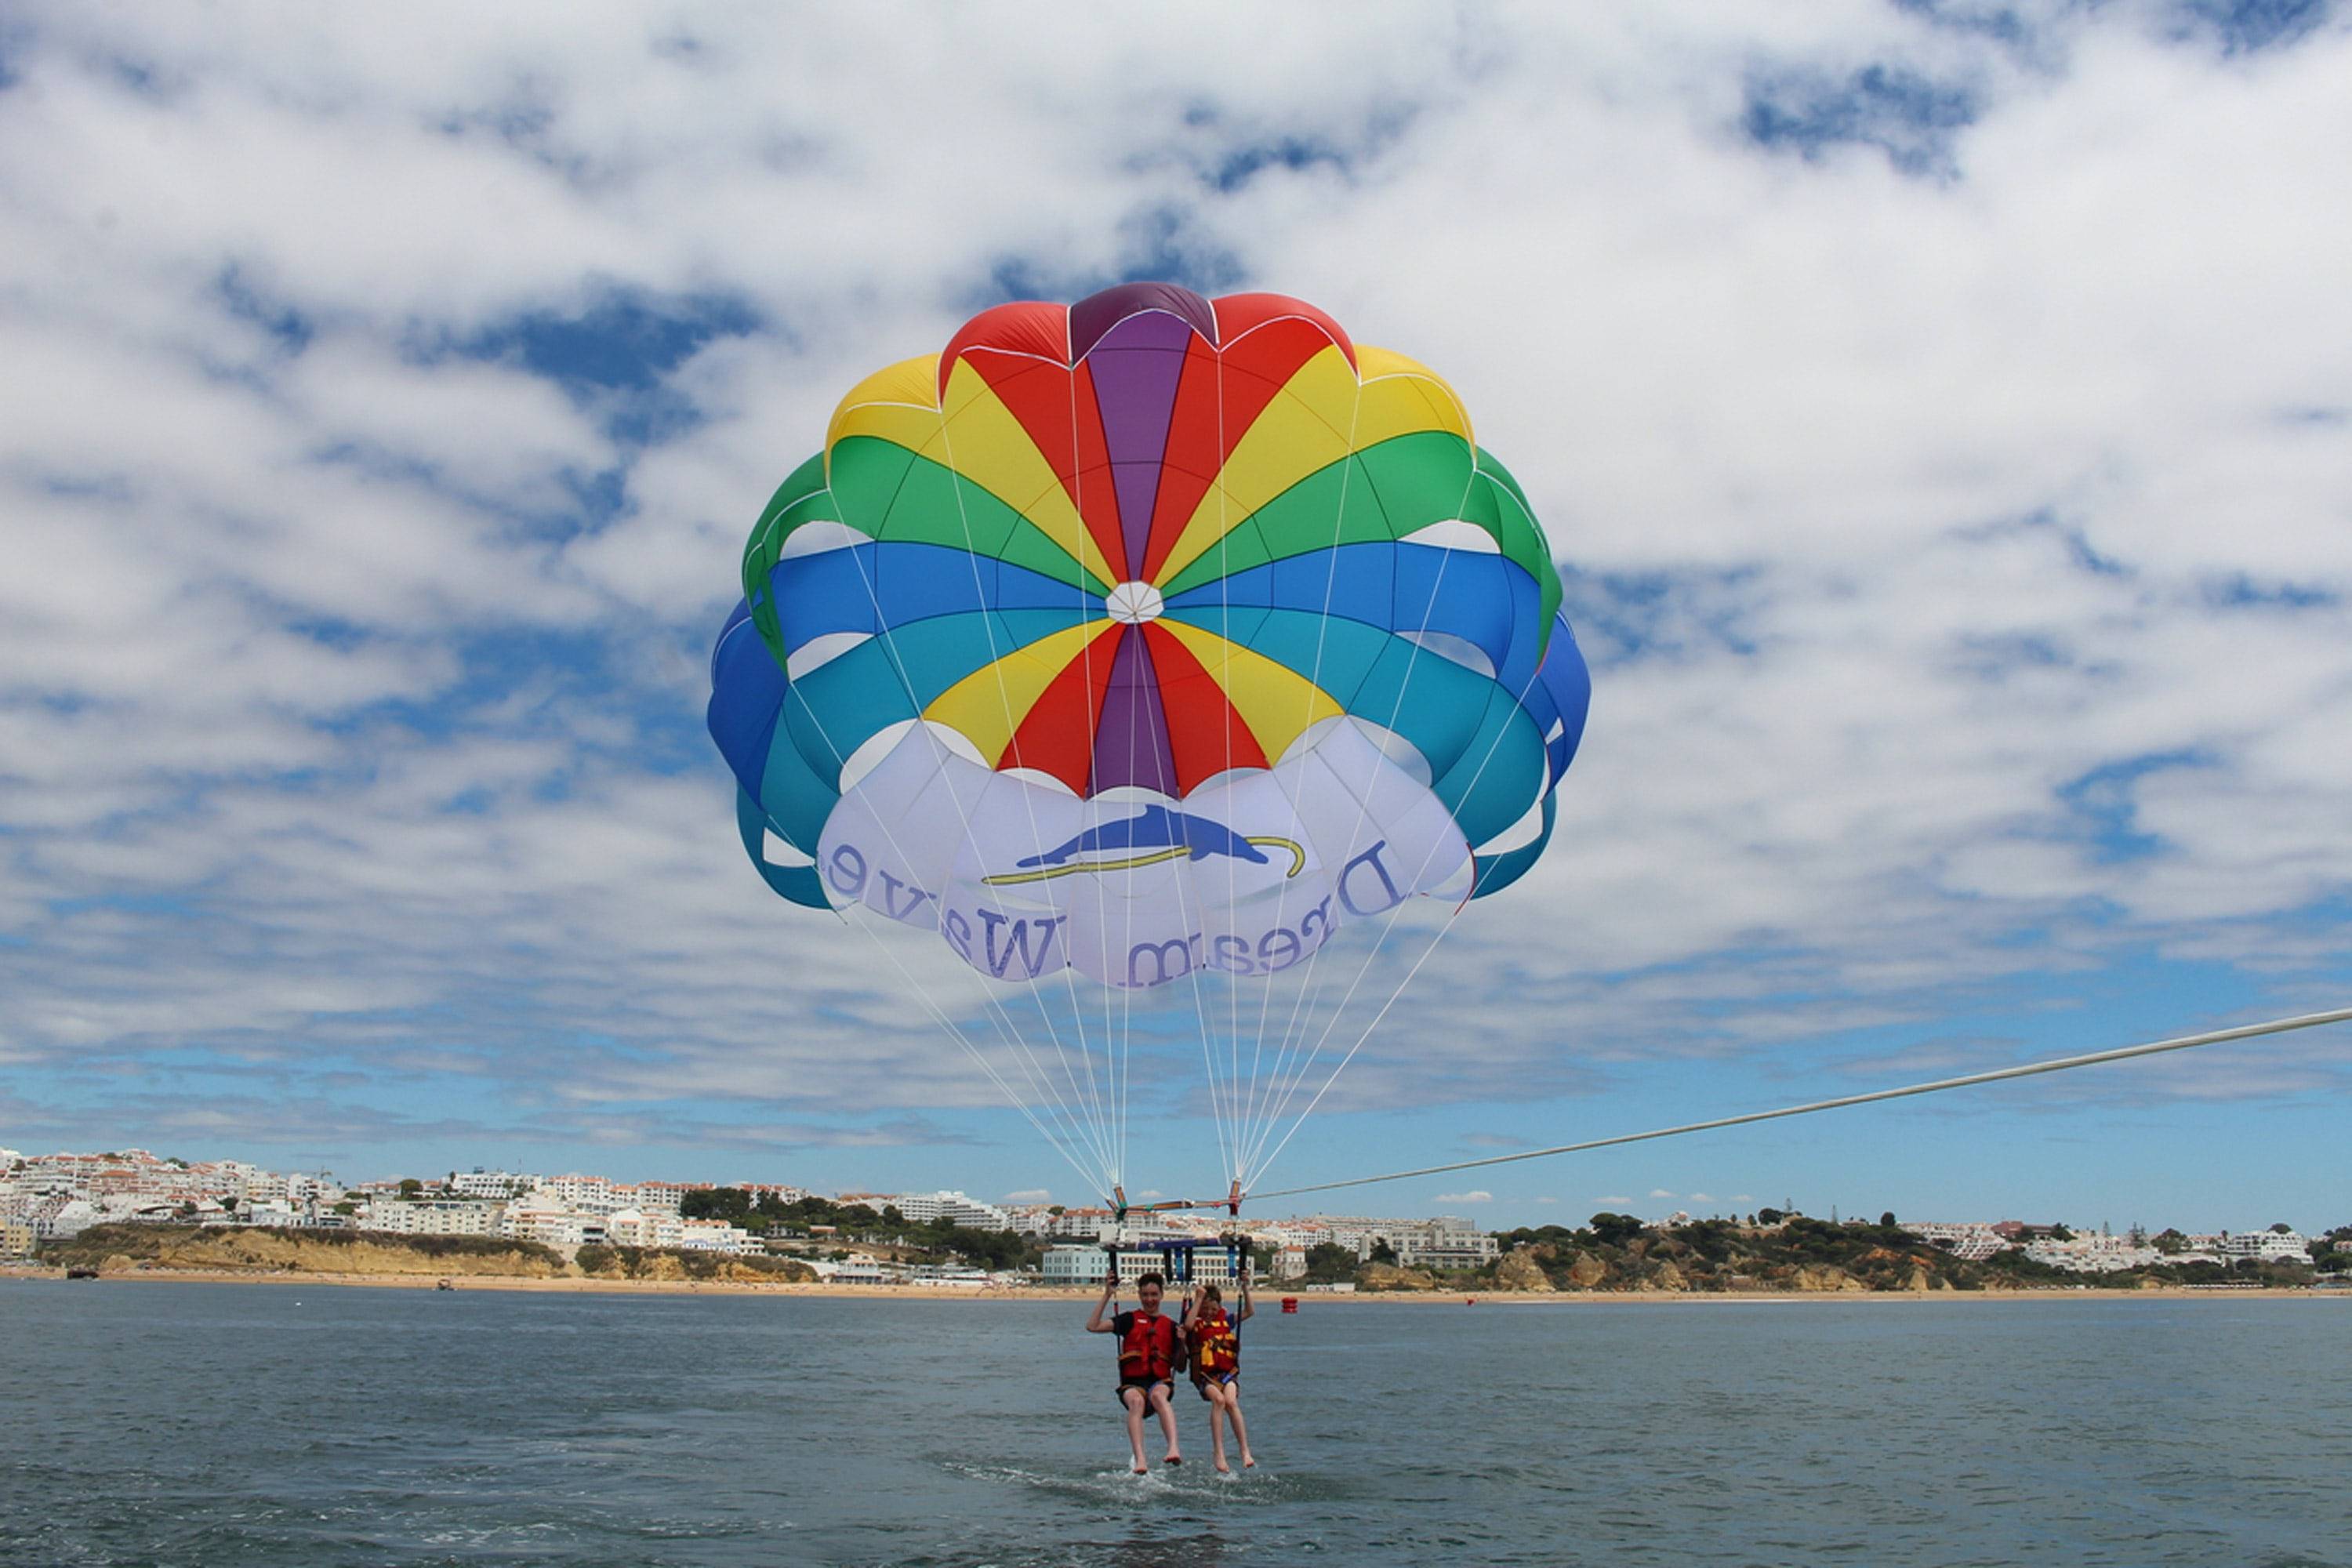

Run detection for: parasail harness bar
[[1162, 1006, 2352, 1207]]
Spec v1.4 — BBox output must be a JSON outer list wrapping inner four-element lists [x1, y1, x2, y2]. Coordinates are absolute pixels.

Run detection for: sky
[[2, 1, 2347, 1233]]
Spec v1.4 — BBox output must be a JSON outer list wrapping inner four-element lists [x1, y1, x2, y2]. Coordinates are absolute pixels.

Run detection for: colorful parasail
[[708, 282, 1589, 996]]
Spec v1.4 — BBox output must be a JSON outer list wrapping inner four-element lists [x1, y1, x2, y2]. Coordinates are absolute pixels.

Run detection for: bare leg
[[1149, 1384, 1181, 1464], [1120, 1387, 1149, 1473], [1206, 1384, 1232, 1473], [1226, 1388, 1254, 1468]]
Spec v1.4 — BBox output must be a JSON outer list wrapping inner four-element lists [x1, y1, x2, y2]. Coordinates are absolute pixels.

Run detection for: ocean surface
[[2, 1279, 2346, 1568]]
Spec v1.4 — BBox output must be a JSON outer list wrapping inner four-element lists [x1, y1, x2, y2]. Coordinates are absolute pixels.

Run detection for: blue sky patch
[[2176, 0, 2333, 53], [1743, 63, 1980, 177]]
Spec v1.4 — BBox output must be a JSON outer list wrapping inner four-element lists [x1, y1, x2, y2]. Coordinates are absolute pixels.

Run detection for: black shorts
[[1116, 1377, 1172, 1409]]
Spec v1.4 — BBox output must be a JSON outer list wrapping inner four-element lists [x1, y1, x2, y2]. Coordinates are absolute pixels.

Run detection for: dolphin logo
[[985, 805, 1305, 885]]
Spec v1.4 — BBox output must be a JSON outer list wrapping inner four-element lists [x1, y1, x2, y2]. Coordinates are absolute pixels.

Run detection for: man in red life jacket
[[1087, 1269, 1184, 1472]]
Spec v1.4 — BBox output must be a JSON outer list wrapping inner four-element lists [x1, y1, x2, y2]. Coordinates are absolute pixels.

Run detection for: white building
[[361, 1199, 505, 1237], [1044, 1244, 1110, 1286], [906, 1263, 992, 1287], [1394, 1217, 1499, 1270], [1045, 1207, 1116, 1240], [603, 1208, 688, 1250], [2021, 1234, 2163, 1272], [534, 1174, 622, 1214], [448, 1170, 536, 1200], [622, 1182, 693, 1216], [2208, 1229, 2310, 1262], [29, 1197, 99, 1240], [503, 1198, 607, 1249], [887, 1191, 1014, 1231], [1907, 1221, 2010, 1262], [677, 1219, 760, 1254]]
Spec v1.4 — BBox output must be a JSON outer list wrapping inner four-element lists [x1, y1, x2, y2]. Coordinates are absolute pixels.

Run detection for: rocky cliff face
[[53, 1225, 568, 1278], [1357, 1261, 1443, 1291], [1785, 1264, 1869, 1293], [1494, 1248, 1555, 1292], [575, 1245, 815, 1283]]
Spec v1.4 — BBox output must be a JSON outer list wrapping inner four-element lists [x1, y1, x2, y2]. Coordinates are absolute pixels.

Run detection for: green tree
[[1756, 1207, 1788, 1226], [1368, 1238, 1398, 1265], [397, 1178, 423, 1200], [1878, 1210, 1896, 1229], [681, 1187, 752, 1222], [1301, 1243, 1357, 1283], [1588, 1212, 1646, 1248]]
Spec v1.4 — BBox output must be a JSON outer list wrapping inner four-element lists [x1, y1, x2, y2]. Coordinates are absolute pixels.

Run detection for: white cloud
[[0, 4, 2347, 1180], [1650, 1189, 1679, 1200], [1003, 1189, 1051, 1203], [1433, 1190, 1493, 1204]]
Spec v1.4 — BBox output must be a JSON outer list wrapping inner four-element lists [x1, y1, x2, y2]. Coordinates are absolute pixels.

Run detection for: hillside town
[[3, 1143, 2341, 1288]]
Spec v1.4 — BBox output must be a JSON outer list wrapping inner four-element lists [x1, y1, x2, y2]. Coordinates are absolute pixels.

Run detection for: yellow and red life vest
[[1117, 1310, 1179, 1381], [1189, 1305, 1239, 1376]]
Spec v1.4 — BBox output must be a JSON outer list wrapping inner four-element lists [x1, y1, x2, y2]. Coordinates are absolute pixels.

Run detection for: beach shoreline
[[4, 1265, 2339, 1303]]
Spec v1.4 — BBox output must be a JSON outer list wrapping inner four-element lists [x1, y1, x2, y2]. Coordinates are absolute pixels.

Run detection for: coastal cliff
[[39, 1225, 815, 1284], [45, 1224, 570, 1278], [1352, 1218, 1986, 1294]]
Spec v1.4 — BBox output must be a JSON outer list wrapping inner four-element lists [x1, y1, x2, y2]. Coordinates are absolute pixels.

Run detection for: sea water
[[2, 1280, 2345, 1567]]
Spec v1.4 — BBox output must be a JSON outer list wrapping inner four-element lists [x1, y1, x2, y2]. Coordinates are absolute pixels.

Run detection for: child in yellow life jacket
[[1181, 1280, 1255, 1472]]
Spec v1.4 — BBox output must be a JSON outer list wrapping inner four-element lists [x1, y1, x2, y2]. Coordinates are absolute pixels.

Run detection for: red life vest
[[1117, 1310, 1178, 1381], [1189, 1306, 1239, 1376]]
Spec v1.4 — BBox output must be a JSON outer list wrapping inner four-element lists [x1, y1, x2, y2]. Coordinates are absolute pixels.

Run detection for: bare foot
[[1163, 1451, 1182, 1465], [1241, 1453, 1256, 1468], [1215, 1459, 1232, 1475], [1132, 1462, 1149, 1475]]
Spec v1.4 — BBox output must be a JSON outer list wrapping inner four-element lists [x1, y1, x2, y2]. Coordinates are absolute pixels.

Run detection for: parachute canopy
[[710, 283, 1588, 996]]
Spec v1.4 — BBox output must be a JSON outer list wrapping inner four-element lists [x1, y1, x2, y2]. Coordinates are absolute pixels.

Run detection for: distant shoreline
[[5, 1265, 2341, 1303]]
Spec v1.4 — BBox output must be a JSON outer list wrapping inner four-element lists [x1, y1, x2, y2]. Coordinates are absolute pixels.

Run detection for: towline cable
[[1130, 1006, 2352, 1212]]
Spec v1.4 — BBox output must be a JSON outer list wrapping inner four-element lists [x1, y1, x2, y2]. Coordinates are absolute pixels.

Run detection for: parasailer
[[706, 278, 1589, 1219], [1181, 1279, 1254, 1473], [1087, 1268, 1184, 1472]]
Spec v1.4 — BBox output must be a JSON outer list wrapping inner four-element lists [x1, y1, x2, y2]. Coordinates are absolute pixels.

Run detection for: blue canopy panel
[[765, 541, 1103, 653], [709, 600, 842, 902], [1163, 540, 1542, 691]]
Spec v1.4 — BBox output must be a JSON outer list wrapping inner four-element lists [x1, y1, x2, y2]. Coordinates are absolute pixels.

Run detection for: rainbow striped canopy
[[711, 283, 1588, 981]]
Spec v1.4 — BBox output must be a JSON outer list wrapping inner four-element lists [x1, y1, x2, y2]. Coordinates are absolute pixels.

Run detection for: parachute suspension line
[[807, 547, 1119, 1189], [1215, 340, 1249, 1196], [1062, 354, 1135, 1192], [1236, 360, 1371, 1174], [1239, 885, 1446, 1185], [1240, 654, 1544, 1185], [1245, 1007, 2352, 1203], [1207, 336, 1254, 1189], [1236, 426, 1496, 1183], [931, 401, 1123, 1183], [845, 915, 1113, 1197]]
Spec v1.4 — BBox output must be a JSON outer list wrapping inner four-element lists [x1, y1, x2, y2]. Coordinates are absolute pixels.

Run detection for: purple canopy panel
[[1089, 626, 1178, 795], [1086, 309, 1198, 579]]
